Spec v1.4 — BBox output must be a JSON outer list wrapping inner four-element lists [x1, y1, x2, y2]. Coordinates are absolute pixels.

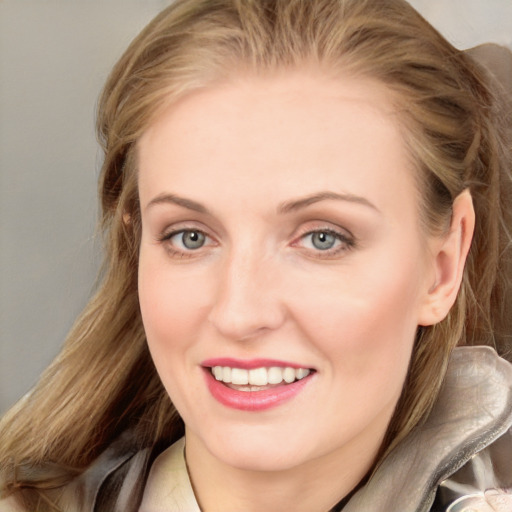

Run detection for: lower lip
[[203, 369, 313, 411]]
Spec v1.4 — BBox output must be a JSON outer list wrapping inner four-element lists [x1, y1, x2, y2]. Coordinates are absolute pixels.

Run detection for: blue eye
[[298, 228, 355, 257], [180, 230, 205, 249], [164, 229, 208, 251], [310, 231, 337, 250]]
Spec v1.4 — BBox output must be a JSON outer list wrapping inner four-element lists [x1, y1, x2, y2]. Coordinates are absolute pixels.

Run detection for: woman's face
[[137, 70, 437, 474]]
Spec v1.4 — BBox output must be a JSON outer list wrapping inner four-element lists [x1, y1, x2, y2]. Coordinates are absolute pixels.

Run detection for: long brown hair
[[1, 1, 510, 510]]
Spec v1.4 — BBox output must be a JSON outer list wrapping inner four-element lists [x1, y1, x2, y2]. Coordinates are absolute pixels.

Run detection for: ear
[[418, 189, 475, 326]]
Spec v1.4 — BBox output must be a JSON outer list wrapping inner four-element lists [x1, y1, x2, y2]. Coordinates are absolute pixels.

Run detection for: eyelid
[[292, 221, 355, 241], [290, 223, 357, 257], [159, 227, 209, 242], [157, 220, 215, 241], [157, 222, 219, 258]]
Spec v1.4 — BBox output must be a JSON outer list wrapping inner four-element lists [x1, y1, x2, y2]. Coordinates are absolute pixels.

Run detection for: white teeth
[[249, 367, 267, 386], [210, 366, 311, 387], [283, 367, 296, 383], [267, 366, 284, 384], [296, 368, 310, 380], [222, 366, 232, 383], [231, 368, 249, 385]]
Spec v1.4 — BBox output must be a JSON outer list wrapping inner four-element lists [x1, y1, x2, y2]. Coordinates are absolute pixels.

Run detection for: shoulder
[[0, 433, 150, 512], [0, 435, 177, 512], [424, 347, 512, 511], [57, 430, 156, 512], [344, 347, 512, 512], [429, 348, 512, 510], [434, 426, 512, 511]]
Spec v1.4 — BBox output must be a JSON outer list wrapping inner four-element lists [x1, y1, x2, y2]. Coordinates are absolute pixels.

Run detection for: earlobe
[[418, 189, 475, 326]]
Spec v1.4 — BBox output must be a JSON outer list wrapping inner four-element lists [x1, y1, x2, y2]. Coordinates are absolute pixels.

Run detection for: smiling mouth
[[209, 366, 313, 392]]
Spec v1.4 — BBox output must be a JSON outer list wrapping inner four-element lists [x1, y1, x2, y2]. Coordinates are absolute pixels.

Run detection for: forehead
[[137, 69, 418, 221]]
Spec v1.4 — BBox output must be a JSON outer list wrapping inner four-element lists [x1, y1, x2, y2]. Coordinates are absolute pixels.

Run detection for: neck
[[184, 428, 381, 512]]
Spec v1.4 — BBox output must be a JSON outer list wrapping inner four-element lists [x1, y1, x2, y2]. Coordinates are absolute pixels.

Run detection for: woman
[[1, 0, 511, 510]]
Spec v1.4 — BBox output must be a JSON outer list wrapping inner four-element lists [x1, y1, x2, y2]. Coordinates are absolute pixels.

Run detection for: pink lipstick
[[201, 358, 315, 411]]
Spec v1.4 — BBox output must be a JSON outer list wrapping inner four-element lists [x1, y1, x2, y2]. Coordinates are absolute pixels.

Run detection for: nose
[[207, 248, 286, 341]]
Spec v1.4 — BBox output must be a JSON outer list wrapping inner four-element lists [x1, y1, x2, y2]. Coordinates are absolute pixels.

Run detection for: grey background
[[1, 0, 512, 414]]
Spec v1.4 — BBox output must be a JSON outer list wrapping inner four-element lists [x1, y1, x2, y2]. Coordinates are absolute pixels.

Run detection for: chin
[[219, 445, 307, 473], [201, 425, 318, 473]]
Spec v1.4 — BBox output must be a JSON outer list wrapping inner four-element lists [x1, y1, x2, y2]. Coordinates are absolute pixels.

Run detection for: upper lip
[[201, 358, 313, 370]]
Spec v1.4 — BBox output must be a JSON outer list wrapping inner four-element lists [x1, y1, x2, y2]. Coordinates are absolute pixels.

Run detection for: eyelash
[[158, 227, 214, 258], [157, 226, 356, 259], [293, 227, 356, 258]]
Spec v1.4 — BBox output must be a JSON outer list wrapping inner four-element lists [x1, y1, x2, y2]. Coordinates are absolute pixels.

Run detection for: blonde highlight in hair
[[1, 1, 510, 509]]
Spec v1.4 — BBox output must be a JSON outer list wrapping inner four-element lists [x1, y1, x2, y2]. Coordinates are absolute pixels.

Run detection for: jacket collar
[[343, 346, 512, 512]]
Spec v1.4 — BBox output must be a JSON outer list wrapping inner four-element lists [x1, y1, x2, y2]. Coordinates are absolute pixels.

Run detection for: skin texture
[[137, 70, 474, 512]]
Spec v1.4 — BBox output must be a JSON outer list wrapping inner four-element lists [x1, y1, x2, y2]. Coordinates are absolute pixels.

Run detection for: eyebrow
[[145, 190, 379, 215], [277, 191, 380, 214], [145, 193, 210, 214]]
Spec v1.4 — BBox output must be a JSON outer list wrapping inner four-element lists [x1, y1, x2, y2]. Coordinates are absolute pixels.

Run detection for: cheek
[[138, 251, 209, 360], [137, 250, 215, 414], [290, 252, 423, 378]]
